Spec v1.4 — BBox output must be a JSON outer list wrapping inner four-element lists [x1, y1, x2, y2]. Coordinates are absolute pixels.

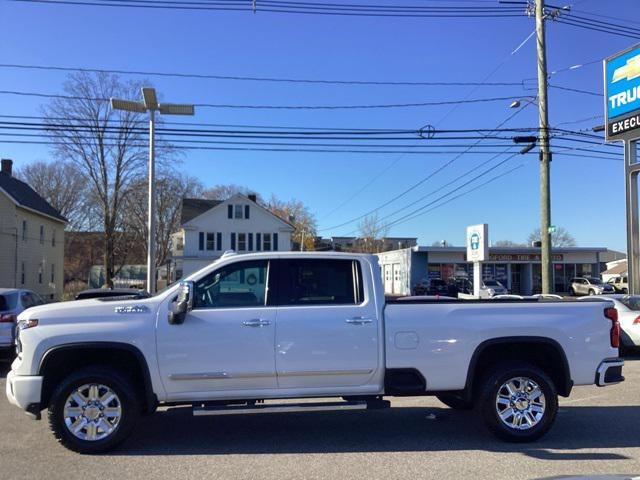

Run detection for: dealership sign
[[605, 44, 640, 141], [466, 224, 488, 263]]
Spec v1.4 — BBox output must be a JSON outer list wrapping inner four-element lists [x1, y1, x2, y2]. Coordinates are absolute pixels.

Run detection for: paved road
[[0, 358, 639, 480]]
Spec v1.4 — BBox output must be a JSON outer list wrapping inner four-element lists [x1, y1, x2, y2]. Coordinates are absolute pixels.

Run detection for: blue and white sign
[[605, 44, 640, 140], [466, 224, 488, 262]]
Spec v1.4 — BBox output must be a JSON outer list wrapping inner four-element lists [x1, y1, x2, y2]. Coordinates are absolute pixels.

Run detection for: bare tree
[[203, 184, 263, 202], [267, 195, 317, 250], [16, 160, 94, 230], [43, 72, 150, 287], [123, 171, 204, 269], [527, 227, 576, 247], [356, 213, 389, 253], [493, 240, 526, 247]]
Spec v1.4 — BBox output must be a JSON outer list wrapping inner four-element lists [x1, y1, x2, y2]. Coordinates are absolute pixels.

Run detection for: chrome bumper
[[595, 358, 625, 387]]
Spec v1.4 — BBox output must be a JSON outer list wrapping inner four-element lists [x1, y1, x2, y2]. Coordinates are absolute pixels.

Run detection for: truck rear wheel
[[436, 393, 473, 410], [476, 362, 558, 442], [48, 366, 140, 454]]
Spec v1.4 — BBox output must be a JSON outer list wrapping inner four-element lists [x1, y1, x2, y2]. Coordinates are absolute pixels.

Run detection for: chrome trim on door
[[242, 319, 271, 327], [278, 369, 374, 377], [169, 371, 274, 381], [345, 316, 373, 325]]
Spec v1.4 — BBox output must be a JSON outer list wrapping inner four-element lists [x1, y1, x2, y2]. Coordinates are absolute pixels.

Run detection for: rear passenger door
[[273, 258, 380, 391]]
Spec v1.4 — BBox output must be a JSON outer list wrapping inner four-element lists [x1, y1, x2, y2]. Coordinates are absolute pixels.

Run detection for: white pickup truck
[[6, 252, 624, 453]]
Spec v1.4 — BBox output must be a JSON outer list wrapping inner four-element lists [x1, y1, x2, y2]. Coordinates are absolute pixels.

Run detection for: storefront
[[376, 246, 607, 296]]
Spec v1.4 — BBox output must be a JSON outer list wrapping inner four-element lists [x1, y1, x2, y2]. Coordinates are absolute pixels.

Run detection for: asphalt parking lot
[[0, 358, 639, 480]]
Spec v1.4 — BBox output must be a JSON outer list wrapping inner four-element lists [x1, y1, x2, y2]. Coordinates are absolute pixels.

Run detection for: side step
[[193, 400, 387, 416]]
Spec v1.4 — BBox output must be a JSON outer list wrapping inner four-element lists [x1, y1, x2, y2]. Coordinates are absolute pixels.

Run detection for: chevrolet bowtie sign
[[605, 44, 640, 141]]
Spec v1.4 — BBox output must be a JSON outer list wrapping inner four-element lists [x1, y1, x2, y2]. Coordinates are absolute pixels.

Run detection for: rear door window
[[276, 259, 364, 306]]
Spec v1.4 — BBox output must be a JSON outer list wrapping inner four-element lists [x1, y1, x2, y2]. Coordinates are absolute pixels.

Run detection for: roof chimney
[[1, 159, 12, 177], [248, 193, 257, 203]]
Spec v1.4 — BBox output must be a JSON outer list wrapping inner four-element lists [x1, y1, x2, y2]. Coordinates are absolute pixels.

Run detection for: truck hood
[[17, 297, 159, 324]]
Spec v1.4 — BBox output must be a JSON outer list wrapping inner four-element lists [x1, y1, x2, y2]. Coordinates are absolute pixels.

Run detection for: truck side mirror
[[168, 281, 194, 325]]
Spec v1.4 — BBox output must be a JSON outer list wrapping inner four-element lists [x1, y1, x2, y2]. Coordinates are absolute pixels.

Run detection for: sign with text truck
[[605, 43, 640, 141]]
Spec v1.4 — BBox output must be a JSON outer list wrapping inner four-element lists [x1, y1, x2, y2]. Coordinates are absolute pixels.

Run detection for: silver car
[[569, 277, 615, 296], [0, 288, 46, 351], [579, 294, 640, 352], [478, 279, 508, 298]]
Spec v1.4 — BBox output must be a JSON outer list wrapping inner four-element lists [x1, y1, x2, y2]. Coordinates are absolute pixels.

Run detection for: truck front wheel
[[477, 362, 558, 442], [48, 366, 140, 454]]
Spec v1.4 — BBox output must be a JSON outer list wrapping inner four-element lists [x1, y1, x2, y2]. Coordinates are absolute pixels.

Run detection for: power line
[[0, 63, 527, 87], [9, 0, 524, 17], [0, 89, 526, 110]]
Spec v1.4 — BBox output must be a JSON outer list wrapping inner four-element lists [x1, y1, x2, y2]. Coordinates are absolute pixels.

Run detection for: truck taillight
[[634, 316, 640, 325], [605, 307, 620, 348], [0, 314, 16, 323]]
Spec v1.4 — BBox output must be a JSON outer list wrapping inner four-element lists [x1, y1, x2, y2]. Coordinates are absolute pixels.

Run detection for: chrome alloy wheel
[[495, 376, 546, 430], [63, 384, 122, 441]]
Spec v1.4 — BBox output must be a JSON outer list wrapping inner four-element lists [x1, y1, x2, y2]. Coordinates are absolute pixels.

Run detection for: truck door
[[156, 259, 277, 400], [273, 258, 380, 391]]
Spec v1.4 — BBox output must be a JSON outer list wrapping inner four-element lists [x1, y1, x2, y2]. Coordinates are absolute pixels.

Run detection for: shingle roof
[[0, 172, 67, 223], [181, 198, 223, 224]]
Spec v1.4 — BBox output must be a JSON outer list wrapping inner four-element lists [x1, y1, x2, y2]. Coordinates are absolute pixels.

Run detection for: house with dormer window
[[170, 193, 294, 279]]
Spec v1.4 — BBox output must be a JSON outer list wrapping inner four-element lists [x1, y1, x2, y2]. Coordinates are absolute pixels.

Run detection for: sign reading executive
[[605, 44, 640, 141], [466, 223, 488, 263]]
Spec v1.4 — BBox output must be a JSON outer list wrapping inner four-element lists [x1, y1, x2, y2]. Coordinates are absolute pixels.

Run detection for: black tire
[[588, 289, 595, 296], [436, 393, 473, 410], [623, 288, 629, 294], [48, 366, 140, 454], [476, 362, 558, 442]]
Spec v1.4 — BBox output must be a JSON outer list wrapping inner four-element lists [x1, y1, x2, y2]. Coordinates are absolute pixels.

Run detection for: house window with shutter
[[234, 204, 243, 219], [206, 233, 215, 250], [238, 233, 246, 251], [263, 233, 271, 251]]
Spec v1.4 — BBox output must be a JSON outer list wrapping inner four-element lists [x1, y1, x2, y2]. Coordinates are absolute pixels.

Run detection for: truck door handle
[[345, 317, 373, 325], [242, 319, 271, 327]]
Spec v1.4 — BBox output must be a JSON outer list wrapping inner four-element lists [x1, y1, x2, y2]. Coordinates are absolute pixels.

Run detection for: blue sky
[[1, 0, 638, 251]]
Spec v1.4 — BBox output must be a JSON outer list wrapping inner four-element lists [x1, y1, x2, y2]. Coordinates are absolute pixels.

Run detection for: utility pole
[[535, 0, 553, 294]]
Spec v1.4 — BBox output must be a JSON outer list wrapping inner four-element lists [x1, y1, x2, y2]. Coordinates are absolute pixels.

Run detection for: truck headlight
[[17, 319, 38, 330]]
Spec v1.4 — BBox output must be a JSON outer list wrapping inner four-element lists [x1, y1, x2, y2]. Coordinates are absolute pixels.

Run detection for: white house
[[171, 193, 294, 279]]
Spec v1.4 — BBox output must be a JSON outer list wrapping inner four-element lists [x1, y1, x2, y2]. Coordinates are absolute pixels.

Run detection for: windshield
[[620, 295, 640, 311], [0, 292, 18, 311], [484, 280, 500, 287], [586, 277, 602, 284]]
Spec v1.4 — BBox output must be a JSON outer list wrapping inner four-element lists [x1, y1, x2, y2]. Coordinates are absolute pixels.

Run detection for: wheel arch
[[39, 342, 157, 413], [464, 336, 573, 398]]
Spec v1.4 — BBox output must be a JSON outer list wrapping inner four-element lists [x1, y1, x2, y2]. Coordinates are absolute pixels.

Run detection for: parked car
[[570, 277, 615, 296], [607, 276, 629, 294], [0, 288, 46, 352], [478, 279, 509, 298], [412, 278, 448, 296], [75, 288, 150, 300], [447, 276, 473, 296], [7, 252, 623, 453], [578, 294, 640, 353]]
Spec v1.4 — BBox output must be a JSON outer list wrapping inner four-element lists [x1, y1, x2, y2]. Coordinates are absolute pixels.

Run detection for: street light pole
[[535, 0, 553, 294], [148, 108, 156, 296], [111, 88, 194, 294]]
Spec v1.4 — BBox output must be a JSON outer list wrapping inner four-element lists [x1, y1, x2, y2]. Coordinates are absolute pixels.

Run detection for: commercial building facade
[[377, 245, 608, 296]]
